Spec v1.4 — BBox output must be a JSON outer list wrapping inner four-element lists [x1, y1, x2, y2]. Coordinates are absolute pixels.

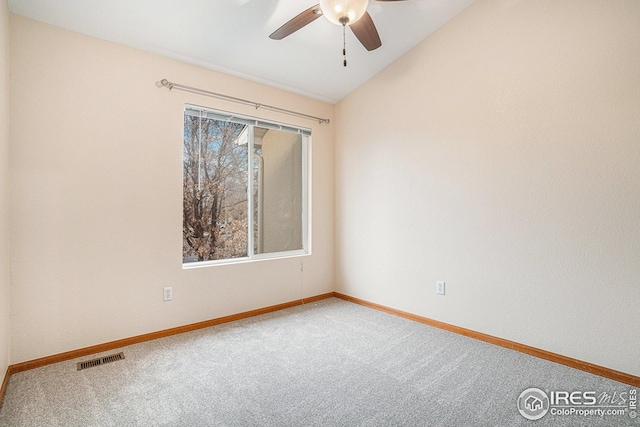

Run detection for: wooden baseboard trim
[[7, 292, 335, 375], [0, 367, 9, 410], [334, 292, 640, 388]]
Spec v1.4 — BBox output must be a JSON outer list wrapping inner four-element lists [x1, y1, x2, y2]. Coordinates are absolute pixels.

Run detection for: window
[[182, 105, 309, 266]]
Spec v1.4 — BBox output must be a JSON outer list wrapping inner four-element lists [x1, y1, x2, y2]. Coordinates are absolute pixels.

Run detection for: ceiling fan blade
[[349, 11, 382, 51], [269, 4, 323, 40]]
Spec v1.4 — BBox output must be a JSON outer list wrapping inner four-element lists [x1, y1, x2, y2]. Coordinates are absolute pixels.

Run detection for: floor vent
[[77, 352, 125, 371]]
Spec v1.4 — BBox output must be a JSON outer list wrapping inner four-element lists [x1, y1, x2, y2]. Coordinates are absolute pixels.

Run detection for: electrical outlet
[[163, 287, 173, 301], [436, 281, 445, 295]]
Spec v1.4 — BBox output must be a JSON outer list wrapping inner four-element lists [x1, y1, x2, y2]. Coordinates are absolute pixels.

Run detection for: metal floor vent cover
[[77, 352, 125, 371]]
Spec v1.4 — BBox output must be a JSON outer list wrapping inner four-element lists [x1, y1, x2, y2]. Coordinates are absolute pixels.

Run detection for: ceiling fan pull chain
[[342, 23, 347, 67]]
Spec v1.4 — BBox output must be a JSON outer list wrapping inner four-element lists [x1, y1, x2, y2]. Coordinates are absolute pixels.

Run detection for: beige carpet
[[0, 298, 636, 426]]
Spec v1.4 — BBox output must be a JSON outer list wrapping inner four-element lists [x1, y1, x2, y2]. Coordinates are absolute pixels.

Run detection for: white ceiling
[[7, 0, 477, 103]]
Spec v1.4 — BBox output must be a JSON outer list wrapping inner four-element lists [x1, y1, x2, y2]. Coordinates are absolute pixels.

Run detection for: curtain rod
[[156, 79, 330, 124]]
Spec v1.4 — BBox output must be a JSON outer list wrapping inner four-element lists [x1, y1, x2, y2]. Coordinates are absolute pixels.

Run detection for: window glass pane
[[183, 105, 309, 266], [254, 127, 303, 254], [183, 114, 248, 263]]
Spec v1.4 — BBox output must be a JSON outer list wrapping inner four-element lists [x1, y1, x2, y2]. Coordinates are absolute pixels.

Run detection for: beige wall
[[0, 0, 9, 380], [8, 15, 334, 363], [335, 0, 640, 376]]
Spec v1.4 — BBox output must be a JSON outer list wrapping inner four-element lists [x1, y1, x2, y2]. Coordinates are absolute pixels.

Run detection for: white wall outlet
[[163, 287, 173, 301], [436, 281, 445, 295]]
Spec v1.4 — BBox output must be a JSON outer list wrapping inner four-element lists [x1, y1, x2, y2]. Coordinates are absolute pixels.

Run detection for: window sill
[[182, 249, 309, 269]]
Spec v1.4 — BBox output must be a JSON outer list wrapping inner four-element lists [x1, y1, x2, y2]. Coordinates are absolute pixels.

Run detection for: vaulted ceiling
[[8, 0, 477, 103]]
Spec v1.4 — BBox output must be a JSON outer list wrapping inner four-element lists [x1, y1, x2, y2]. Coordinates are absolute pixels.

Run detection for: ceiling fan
[[270, 0, 408, 66]]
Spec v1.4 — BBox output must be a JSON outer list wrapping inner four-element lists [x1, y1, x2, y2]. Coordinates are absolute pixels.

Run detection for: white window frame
[[182, 105, 311, 269]]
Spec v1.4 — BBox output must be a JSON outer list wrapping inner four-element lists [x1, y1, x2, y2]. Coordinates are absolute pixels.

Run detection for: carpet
[[0, 298, 636, 426]]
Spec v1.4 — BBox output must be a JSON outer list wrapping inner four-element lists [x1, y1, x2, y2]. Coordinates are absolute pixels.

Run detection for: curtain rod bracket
[[157, 78, 330, 125], [158, 79, 174, 90]]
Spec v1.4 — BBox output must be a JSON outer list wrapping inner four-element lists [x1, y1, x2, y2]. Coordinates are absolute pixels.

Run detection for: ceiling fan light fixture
[[319, 0, 370, 26]]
